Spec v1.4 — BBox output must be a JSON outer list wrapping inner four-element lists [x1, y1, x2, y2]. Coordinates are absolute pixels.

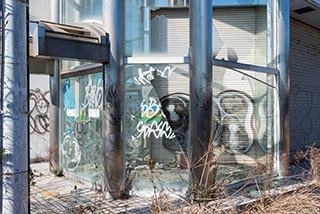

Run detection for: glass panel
[[126, 2, 267, 68], [61, 72, 103, 185], [124, 64, 190, 196], [212, 65, 275, 183], [212, 6, 267, 67], [62, 0, 102, 25], [125, 1, 190, 56]]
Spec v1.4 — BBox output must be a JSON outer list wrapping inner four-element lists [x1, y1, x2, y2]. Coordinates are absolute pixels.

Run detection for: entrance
[[61, 71, 103, 184]]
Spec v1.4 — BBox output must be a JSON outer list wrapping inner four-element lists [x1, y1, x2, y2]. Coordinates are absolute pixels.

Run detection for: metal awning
[[30, 21, 109, 74]]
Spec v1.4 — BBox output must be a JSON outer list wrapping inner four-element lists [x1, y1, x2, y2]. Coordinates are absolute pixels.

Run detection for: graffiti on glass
[[82, 77, 103, 110], [135, 98, 175, 139], [133, 66, 176, 85], [62, 134, 81, 171], [213, 90, 255, 154], [160, 93, 189, 151]]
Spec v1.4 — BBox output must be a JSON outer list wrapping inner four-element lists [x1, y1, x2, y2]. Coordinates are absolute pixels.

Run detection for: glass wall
[[61, 72, 103, 187], [57, 0, 276, 194], [126, 2, 267, 66], [212, 66, 275, 182], [125, 0, 274, 194], [124, 64, 190, 196]]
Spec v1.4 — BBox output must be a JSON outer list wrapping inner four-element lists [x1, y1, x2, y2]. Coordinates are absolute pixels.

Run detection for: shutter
[[150, 7, 268, 164], [290, 19, 320, 152]]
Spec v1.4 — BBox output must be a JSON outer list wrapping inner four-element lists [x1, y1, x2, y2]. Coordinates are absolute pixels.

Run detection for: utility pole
[[49, 0, 60, 172], [1, 0, 29, 213]]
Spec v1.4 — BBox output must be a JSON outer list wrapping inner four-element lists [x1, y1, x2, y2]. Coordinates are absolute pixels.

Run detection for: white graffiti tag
[[82, 78, 103, 109], [136, 121, 175, 139], [140, 98, 164, 119], [62, 134, 81, 171], [135, 98, 175, 139], [134, 66, 176, 85]]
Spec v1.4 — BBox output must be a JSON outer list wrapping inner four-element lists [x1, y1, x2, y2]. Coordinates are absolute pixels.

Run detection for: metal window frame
[[125, 56, 279, 77]]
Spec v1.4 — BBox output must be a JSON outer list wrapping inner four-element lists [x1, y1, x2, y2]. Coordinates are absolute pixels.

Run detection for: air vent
[[294, 6, 316, 14]]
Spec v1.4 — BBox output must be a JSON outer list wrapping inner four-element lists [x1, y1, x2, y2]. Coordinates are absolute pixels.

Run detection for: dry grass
[[148, 145, 320, 214], [242, 185, 320, 214], [148, 183, 320, 214]]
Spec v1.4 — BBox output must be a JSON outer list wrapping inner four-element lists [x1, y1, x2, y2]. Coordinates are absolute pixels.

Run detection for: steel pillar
[[1, 0, 29, 212], [49, 0, 60, 172], [274, 0, 290, 176], [102, 0, 125, 199], [189, 0, 213, 186]]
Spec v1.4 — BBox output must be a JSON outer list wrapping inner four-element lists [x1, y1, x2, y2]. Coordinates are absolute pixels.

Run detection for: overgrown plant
[[189, 133, 227, 203], [294, 145, 320, 185]]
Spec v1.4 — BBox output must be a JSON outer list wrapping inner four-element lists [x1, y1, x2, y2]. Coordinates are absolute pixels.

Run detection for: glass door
[[61, 72, 103, 185]]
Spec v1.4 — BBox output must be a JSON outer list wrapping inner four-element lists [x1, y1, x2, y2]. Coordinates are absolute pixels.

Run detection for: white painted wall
[[29, 0, 51, 161], [29, 75, 50, 161]]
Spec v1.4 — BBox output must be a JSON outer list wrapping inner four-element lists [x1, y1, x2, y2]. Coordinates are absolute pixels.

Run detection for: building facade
[[2, 0, 320, 199], [58, 0, 284, 197]]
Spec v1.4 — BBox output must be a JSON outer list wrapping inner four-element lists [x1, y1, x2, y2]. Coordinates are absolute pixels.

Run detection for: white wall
[[30, 0, 50, 21], [29, 75, 50, 161]]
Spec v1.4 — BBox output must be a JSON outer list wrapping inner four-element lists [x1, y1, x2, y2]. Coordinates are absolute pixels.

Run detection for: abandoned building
[[1, 0, 320, 205]]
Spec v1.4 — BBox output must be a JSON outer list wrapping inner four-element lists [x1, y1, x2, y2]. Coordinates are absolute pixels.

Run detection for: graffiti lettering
[[82, 78, 103, 109], [134, 66, 176, 85], [136, 121, 175, 139], [135, 98, 175, 139], [140, 98, 163, 123]]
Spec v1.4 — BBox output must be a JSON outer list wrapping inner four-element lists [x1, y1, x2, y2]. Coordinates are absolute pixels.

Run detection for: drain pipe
[[1, 0, 29, 212], [102, 0, 125, 199]]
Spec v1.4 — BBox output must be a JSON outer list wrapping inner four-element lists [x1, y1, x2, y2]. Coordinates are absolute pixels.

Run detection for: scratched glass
[[61, 72, 103, 188], [124, 64, 190, 197], [212, 65, 276, 183]]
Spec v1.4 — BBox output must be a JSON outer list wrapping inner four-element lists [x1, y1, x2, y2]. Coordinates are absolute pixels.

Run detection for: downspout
[[102, 0, 125, 199], [1, 0, 29, 212], [49, 0, 60, 172], [189, 0, 213, 187]]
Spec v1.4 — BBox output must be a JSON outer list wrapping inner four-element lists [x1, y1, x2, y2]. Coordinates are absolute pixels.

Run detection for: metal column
[[102, 0, 125, 199], [275, 0, 290, 176], [49, 0, 60, 172], [189, 0, 213, 186], [1, 0, 29, 212]]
